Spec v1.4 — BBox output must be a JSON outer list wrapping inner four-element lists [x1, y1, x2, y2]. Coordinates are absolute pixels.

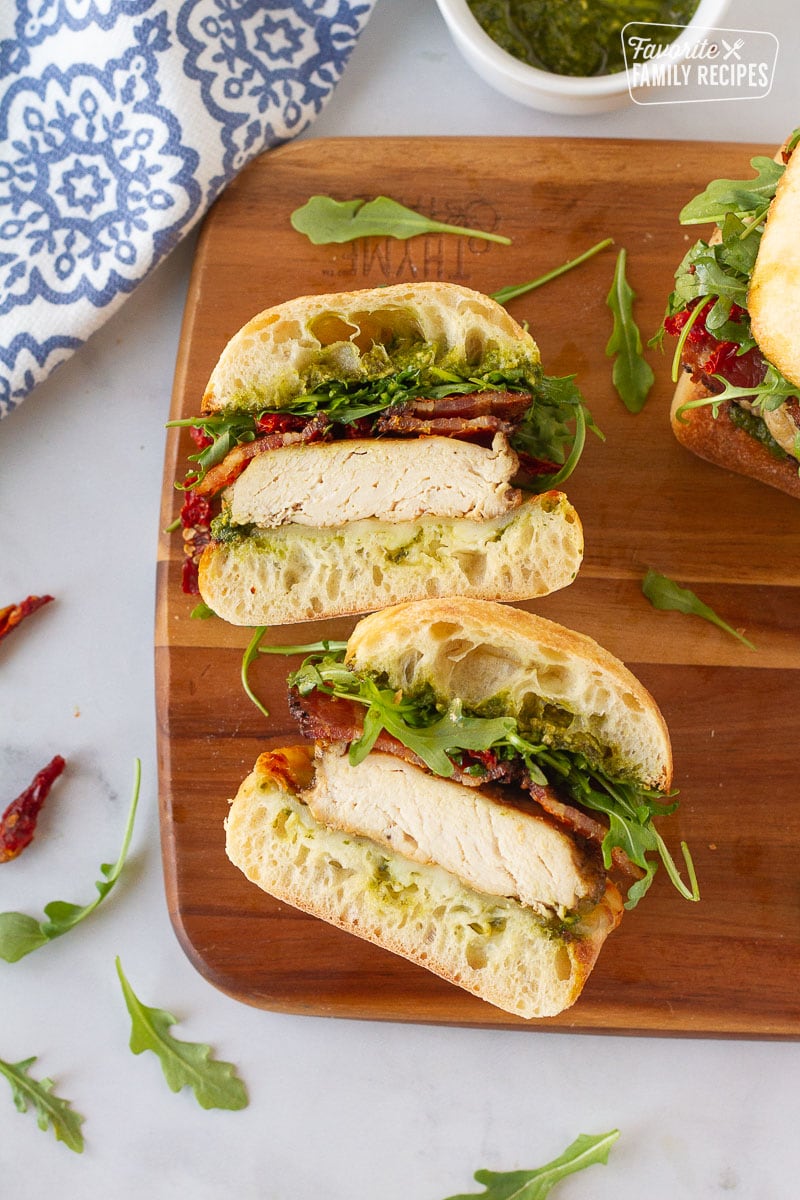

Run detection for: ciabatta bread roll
[[225, 599, 697, 1019], [173, 282, 590, 622], [225, 746, 623, 1020], [661, 135, 800, 498]]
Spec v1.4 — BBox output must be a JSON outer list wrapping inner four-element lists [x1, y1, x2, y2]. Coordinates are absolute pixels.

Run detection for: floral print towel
[[0, 1, 375, 417]]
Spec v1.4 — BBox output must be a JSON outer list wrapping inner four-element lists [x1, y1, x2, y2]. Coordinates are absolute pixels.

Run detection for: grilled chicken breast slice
[[226, 433, 522, 528], [301, 747, 606, 918]]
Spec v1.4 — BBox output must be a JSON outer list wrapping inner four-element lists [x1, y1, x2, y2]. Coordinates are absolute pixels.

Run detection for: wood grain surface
[[156, 137, 800, 1035]]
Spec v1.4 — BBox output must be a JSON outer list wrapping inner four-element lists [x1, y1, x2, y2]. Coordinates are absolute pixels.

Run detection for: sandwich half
[[225, 598, 697, 1019], [657, 130, 800, 498], [172, 283, 589, 624]]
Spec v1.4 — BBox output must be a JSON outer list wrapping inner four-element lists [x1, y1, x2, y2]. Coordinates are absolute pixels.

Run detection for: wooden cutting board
[[156, 137, 800, 1036]]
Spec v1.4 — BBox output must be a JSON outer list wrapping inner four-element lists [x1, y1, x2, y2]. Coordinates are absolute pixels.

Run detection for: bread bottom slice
[[670, 372, 800, 499], [224, 748, 623, 1020], [200, 492, 583, 626]]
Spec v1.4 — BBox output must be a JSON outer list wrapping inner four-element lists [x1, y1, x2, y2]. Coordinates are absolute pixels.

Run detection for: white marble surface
[[2, 1, 798, 1196]]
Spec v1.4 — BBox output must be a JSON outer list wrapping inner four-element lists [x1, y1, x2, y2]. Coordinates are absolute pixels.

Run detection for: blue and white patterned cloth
[[0, 0, 375, 418]]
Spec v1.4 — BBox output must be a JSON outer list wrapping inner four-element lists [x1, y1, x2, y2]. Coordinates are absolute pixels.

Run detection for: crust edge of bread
[[670, 371, 800, 500], [201, 280, 540, 415], [346, 596, 673, 795], [198, 493, 584, 626]]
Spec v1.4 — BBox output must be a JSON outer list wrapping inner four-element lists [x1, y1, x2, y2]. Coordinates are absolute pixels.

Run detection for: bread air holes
[[535, 661, 572, 695], [462, 326, 500, 365], [309, 308, 423, 354], [256, 314, 300, 345], [553, 945, 573, 982], [620, 688, 645, 714], [465, 938, 488, 970], [446, 646, 517, 701], [395, 648, 423, 688]]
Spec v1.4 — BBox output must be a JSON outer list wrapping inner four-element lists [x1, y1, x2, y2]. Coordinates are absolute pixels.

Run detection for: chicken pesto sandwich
[[656, 130, 800, 498], [171, 282, 592, 625], [225, 599, 698, 1019]]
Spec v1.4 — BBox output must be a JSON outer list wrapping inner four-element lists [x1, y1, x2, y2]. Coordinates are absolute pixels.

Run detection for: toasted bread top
[[201, 281, 541, 414]]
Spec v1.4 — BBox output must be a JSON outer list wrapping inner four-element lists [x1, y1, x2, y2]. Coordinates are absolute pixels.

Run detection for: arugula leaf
[[289, 650, 699, 907], [442, 1130, 620, 1200], [654, 152, 790, 353], [168, 412, 259, 490], [291, 194, 511, 245], [605, 248, 654, 413], [491, 238, 613, 305], [0, 1055, 85, 1153], [242, 632, 351, 717], [190, 601, 216, 620], [115, 958, 248, 1111], [348, 683, 517, 776], [642, 569, 756, 651], [512, 374, 601, 489], [692, 364, 796, 416], [0, 760, 141, 963], [679, 156, 785, 225]]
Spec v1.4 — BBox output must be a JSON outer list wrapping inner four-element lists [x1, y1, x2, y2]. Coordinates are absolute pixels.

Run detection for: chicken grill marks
[[288, 687, 642, 881]]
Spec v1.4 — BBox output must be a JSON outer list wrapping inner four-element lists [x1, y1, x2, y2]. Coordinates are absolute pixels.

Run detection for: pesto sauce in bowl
[[467, 0, 700, 77]]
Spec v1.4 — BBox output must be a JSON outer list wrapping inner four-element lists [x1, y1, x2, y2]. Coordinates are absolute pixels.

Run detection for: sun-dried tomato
[[181, 557, 200, 595], [189, 425, 213, 449], [255, 412, 305, 435], [0, 595, 54, 644], [179, 489, 212, 595], [180, 490, 212, 529], [0, 756, 66, 863]]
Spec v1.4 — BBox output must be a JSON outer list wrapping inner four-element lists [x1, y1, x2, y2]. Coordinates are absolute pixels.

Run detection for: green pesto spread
[[728, 402, 789, 461], [467, 0, 700, 77], [226, 335, 540, 414]]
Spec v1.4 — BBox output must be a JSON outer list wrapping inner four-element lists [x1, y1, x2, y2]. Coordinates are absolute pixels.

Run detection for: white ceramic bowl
[[434, 0, 731, 115]]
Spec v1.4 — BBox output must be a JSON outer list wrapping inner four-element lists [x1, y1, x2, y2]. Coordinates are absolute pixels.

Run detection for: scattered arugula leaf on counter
[[642, 570, 756, 651], [0, 760, 141, 963], [442, 1130, 620, 1200], [115, 958, 248, 1111], [290, 194, 511, 245], [0, 1055, 85, 1153], [605, 248, 654, 413], [490, 237, 613, 305], [190, 601, 216, 620]]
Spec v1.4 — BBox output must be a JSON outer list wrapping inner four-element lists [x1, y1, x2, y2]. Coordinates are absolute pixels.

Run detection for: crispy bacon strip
[[0, 595, 54, 643], [372, 412, 516, 439], [373, 389, 530, 439], [390, 390, 531, 420], [1, 756, 66, 863], [288, 688, 642, 879]]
